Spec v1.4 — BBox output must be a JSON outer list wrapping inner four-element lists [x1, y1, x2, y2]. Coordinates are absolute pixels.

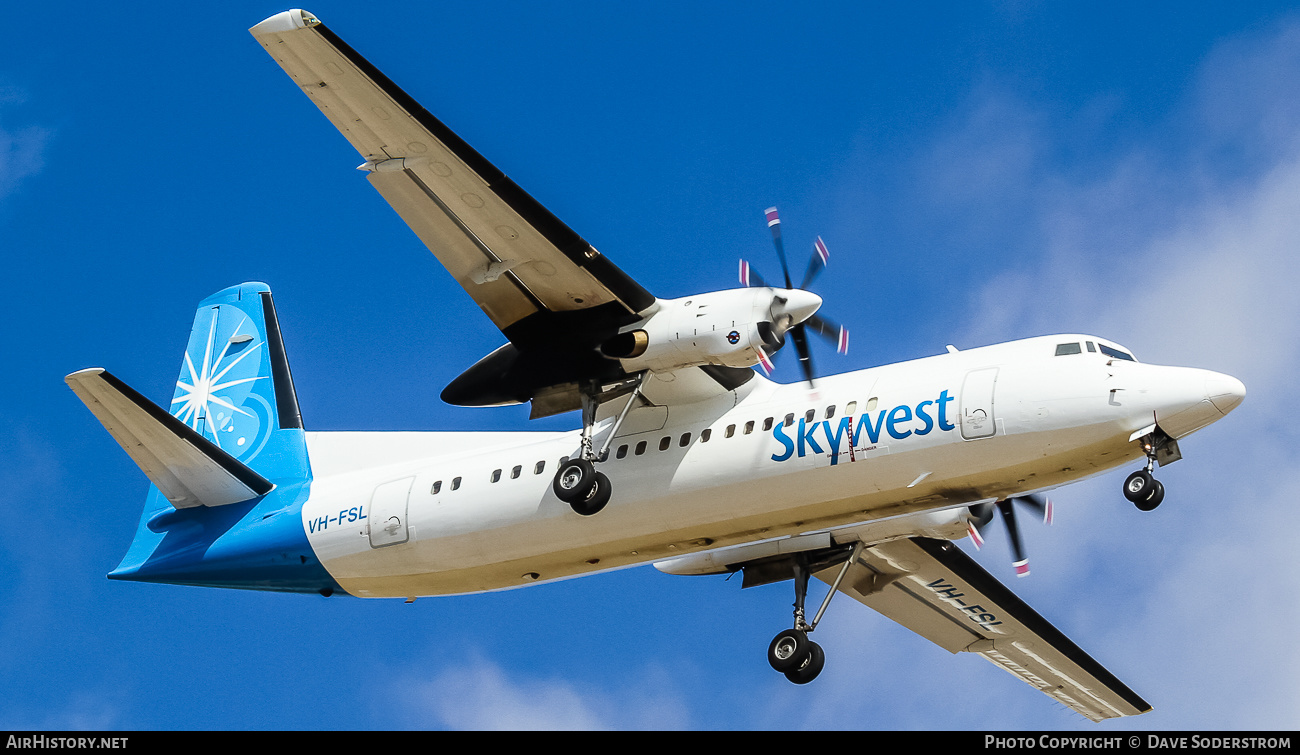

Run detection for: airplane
[[65, 9, 1246, 722]]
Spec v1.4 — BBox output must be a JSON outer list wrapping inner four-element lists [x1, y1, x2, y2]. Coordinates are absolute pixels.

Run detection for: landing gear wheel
[[1122, 470, 1155, 503], [553, 458, 596, 502], [1134, 479, 1165, 511], [569, 472, 612, 516], [783, 641, 825, 685], [767, 628, 810, 673]]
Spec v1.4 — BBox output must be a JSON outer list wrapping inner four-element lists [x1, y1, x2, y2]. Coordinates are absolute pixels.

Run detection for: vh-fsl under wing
[[66, 10, 1247, 722]]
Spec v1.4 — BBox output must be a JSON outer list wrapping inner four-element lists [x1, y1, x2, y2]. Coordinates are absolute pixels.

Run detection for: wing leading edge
[[248, 10, 655, 341], [818, 537, 1151, 722], [249, 10, 761, 415]]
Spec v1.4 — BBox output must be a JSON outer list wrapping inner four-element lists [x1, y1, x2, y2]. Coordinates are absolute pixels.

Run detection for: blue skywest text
[[770, 390, 956, 464]]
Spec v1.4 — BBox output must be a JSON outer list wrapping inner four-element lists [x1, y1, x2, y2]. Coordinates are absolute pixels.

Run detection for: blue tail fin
[[169, 282, 309, 483], [92, 283, 335, 594]]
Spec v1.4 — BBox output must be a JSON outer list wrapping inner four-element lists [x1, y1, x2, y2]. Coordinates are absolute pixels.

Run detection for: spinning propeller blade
[[804, 314, 849, 355], [967, 494, 1052, 577], [765, 207, 794, 289], [739, 259, 770, 288], [740, 208, 850, 386], [800, 236, 830, 289]]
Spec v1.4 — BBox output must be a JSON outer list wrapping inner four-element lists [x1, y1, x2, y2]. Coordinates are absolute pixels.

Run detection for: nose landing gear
[[1123, 469, 1164, 510], [1124, 432, 1167, 511]]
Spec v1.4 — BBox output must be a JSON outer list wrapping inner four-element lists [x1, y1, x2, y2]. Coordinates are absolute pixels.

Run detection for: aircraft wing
[[249, 10, 656, 342], [818, 537, 1151, 721]]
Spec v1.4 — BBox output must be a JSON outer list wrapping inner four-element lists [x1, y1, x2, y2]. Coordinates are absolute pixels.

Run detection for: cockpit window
[[1055, 342, 1082, 356], [1099, 344, 1135, 361]]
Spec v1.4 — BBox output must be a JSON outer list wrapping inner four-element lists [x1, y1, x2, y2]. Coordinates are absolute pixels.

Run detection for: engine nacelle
[[602, 288, 815, 373]]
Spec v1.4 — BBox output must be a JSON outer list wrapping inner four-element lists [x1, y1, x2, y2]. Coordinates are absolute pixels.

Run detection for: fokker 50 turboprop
[[66, 10, 1246, 721]]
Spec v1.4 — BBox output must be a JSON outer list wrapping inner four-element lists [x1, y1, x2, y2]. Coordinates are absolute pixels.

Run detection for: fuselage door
[[960, 367, 999, 440], [368, 476, 414, 548]]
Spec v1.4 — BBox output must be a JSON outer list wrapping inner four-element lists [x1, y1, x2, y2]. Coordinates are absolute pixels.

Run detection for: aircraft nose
[[1205, 371, 1246, 414], [775, 289, 823, 325]]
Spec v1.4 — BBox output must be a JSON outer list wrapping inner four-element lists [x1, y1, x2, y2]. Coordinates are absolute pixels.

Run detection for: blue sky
[[3, 0, 1299, 730]]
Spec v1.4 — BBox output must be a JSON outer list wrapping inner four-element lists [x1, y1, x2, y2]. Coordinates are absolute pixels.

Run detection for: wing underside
[[249, 10, 655, 337], [817, 537, 1151, 722]]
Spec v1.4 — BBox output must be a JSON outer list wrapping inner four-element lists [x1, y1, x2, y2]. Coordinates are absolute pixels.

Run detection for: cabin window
[[744, 421, 755, 435], [679, 432, 691, 447], [725, 424, 736, 438], [763, 417, 773, 431], [845, 401, 857, 415], [659, 436, 671, 451], [511, 465, 521, 479], [616, 444, 629, 459], [805, 409, 815, 423], [491, 469, 502, 483], [1099, 343, 1136, 362], [865, 397, 878, 412], [635, 440, 647, 455], [451, 476, 461, 491], [784, 413, 794, 427], [431, 481, 441, 495], [1055, 342, 1082, 356], [534, 461, 545, 475], [825, 405, 835, 419], [701, 428, 712, 442]]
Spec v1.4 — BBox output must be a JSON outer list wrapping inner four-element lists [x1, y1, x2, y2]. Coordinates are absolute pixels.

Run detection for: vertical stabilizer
[[73, 283, 333, 594], [169, 282, 309, 483]]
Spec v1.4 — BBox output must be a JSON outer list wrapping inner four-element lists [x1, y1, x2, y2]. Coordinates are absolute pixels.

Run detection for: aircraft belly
[[302, 413, 1140, 599], [300, 355, 1156, 598]]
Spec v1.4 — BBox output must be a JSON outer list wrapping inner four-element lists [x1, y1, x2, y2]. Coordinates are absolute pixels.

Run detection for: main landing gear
[[1123, 433, 1166, 512], [765, 543, 863, 685], [551, 374, 646, 517], [553, 457, 611, 516]]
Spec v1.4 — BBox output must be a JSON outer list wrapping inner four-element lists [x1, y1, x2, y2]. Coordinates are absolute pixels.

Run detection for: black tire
[[570, 472, 612, 516], [784, 641, 825, 685], [1122, 470, 1154, 503], [767, 629, 810, 673], [553, 458, 595, 502], [1135, 479, 1165, 511]]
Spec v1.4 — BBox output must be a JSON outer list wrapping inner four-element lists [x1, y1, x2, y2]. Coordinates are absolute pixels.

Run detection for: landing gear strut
[[1123, 434, 1166, 511], [765, 543, 862, 685], [552, 374, 646, 516]]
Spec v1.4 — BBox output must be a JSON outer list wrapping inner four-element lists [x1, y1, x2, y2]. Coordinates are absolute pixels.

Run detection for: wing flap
[[249, 11, 654, 333], [366, 169, 541, 327], [820, 537, 1151, 721], [65, 369, 273, 508]]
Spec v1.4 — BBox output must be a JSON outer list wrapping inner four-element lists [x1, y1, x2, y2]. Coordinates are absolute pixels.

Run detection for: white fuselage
[[300, 334, 1240, 599]]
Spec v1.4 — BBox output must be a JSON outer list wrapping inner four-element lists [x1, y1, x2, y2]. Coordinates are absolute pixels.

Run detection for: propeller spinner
[[740, 207, 849, 386]]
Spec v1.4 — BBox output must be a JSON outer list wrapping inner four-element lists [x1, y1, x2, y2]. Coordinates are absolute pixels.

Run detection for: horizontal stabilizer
[[66, 368, 274, 508]]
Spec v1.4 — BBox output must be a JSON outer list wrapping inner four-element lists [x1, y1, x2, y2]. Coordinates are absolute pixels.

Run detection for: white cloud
[[0, 692, 123, 731], [727, 13, 1300, 732], [919, 16, 1300, 730], [394, 652, 694, 730], [0, 87, 50, 202]]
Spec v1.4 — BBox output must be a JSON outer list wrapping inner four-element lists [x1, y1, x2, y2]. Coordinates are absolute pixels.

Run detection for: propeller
[[739, 207, 849, 386], [967, 494, 1053, 577]]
